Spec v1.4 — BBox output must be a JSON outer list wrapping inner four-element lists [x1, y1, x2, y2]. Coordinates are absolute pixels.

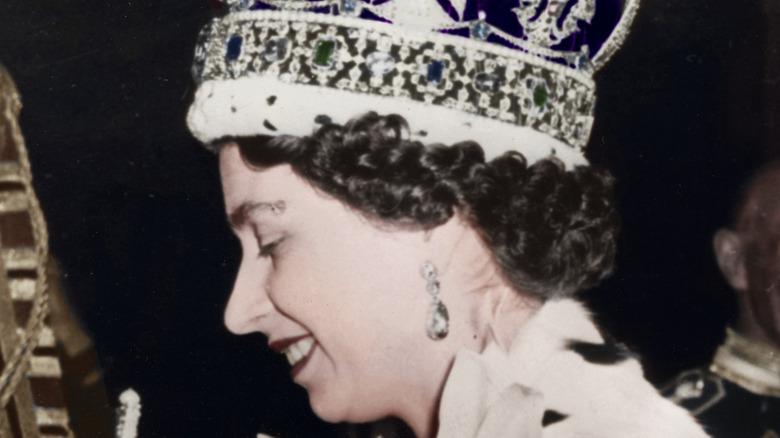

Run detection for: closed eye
[[258, 236, 286, 258]]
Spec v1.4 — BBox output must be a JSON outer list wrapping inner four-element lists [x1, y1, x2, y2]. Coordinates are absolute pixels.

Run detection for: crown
[[187, 0, 639, 167]]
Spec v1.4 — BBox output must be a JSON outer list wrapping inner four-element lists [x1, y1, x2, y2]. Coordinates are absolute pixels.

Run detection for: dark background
[[1, 0, 778, 436]]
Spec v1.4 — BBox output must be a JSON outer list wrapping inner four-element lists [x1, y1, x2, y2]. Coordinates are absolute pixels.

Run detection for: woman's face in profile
[[218, 144, 447, 423]]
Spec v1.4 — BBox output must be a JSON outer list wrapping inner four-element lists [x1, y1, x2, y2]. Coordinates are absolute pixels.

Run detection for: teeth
[[284, 337, 315, 366]]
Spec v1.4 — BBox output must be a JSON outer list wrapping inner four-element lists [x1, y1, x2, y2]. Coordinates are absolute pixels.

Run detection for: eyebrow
[[228, 200, 286, 227]]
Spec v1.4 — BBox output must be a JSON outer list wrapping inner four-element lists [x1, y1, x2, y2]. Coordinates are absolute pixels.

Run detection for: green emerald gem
[[314, 39, 335, 66], [533, 85, 548, 108]]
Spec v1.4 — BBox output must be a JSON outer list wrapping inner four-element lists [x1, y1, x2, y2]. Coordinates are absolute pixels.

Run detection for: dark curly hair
[[214, 112, 620, 299]]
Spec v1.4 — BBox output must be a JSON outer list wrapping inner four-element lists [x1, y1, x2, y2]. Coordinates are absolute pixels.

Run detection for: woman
[[215, 113, 706, 437], [188, 0, 708, 436]]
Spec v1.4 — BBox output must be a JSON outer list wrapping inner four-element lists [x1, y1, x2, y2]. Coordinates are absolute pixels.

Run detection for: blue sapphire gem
[[427, 60, 445, 83], [343, 0, 356, 13], [239, 0, 253, 9], [226, 35, 243, 61], [472, 22, 489, 40], [577, 55, 588, 68]]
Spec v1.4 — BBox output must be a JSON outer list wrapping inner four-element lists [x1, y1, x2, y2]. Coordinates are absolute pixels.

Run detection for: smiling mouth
[[284, 336, 315, 366], [269, 335, 317, 377]]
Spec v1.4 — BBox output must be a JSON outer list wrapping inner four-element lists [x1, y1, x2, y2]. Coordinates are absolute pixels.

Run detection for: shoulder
[[508, 300, 709, 437], [438, 300, 709, 437]]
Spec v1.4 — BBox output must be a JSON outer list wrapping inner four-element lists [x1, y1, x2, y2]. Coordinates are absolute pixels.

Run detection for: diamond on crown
[[366, 51, 396, 76], [475, 71, 503, 93], [262, 37, 290, 63], [342, 0, 357, 14], [512, 0, 596, 47]]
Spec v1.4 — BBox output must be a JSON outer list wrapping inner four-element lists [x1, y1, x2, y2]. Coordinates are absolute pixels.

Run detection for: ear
[[713, 229, 748, 291]]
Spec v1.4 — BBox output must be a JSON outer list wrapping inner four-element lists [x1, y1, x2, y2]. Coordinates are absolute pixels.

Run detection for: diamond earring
[[421, 261, 449, 340]]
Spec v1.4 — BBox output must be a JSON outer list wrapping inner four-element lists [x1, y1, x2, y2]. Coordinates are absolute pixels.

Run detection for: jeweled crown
[[187, 0, 639, 167]]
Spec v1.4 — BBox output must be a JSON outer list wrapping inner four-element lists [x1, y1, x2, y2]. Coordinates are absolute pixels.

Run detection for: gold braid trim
[[710, 328, 780, 397]]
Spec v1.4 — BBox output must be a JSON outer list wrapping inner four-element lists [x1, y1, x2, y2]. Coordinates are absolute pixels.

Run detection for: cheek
[[751, 245, 780, 290], [266, 211, 430, 340], [266, 249, 372, 333], [747, 247, 780, 318], [269, 238, 425, 343]]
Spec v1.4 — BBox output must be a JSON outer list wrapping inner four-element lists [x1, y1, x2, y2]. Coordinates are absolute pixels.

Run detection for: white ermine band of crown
[[188, 9, 599, 166]]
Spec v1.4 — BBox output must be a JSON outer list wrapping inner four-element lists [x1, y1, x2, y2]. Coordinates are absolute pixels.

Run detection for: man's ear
[[713, 229, 748, 291]]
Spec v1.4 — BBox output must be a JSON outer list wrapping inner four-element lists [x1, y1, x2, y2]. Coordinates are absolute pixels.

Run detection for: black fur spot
[[263, 120, 277, 131], [314, 114, 332, 124], [568, 335, 634, 365], [542, 410, 568, 427], [267, 95, 277, 105]]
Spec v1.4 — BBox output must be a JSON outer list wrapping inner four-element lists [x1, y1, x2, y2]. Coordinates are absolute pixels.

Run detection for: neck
[[405, 404, 438, 438], [400, 291, 540, 438], [487, 285, 542, 352], [736, 293, 780, 351], [397, 215, 541, 437], [736, 316, 780, 351], [392, 357, 449, 438]]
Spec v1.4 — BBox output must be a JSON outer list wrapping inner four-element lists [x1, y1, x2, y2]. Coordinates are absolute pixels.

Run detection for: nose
[[224, 254, 275, 335]]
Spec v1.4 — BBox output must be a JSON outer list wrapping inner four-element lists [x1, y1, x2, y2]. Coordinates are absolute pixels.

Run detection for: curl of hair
[[216, 112, 620, 299]]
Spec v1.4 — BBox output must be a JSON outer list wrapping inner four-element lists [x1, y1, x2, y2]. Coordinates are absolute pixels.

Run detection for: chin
[[310, 402, 344, 423], [308, 389, 383, 424], [307, 389, 349, 423]]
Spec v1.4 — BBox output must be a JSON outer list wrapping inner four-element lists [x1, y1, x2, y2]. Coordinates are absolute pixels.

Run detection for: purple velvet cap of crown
[[239, 0, 623, 67], [188, 0, 639, 167]]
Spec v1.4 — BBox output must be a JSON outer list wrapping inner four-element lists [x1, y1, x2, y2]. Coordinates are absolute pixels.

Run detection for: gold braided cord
[[0, 66, 52, 410], [0, 307, 48, 407]]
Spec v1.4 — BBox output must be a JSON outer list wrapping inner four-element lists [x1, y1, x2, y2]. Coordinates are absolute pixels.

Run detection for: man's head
[[713, 161, 780, 348]]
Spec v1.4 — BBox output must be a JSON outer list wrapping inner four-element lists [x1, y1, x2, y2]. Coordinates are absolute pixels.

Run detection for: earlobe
[[713, 229, 748, 291]]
